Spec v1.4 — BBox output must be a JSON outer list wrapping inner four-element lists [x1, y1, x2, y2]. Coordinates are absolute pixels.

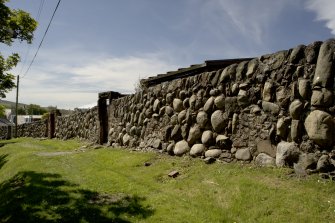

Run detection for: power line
[[22, 0, 61, 78], [19, 0, 45, 75]]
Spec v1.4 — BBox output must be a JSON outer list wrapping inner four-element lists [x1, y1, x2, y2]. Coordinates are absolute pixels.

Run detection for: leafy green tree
[[0, 0, 37, 98], [41, 112, 49, 120], [17, 107, 26, 115], [27, 104, 47, 115], [0, 104, 6, 118]]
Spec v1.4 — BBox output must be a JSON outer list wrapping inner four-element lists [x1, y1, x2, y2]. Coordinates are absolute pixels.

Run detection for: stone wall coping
[[141, 58, 254, 87]]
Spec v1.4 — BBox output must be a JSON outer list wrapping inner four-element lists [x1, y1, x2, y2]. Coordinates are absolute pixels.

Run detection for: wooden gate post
[[98, 91, 124, 145], [6, 126, 12, 140], [48, 112, 55, 139], [98, 98, 108, 145]]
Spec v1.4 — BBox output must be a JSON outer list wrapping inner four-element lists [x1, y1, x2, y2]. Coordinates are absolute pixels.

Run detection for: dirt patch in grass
[[36, 151, 78, 156], [35, 145, 92, 156]]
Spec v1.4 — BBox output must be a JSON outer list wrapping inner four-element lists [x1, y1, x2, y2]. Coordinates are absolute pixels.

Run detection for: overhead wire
[[22, 0, 61, 78], [19, 0, 45, 75]]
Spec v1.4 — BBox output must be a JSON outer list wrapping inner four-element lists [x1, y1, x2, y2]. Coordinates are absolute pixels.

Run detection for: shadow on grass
[[0, 141, 17, 147], [0, 171, 154, 223], [0, 154, 8, 170]]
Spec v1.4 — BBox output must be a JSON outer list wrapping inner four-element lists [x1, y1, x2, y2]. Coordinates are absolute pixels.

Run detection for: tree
[[0, 0, 37, 98], [26, 104, 47, 115], [17, 106, 26, 115], [0, 104, 6, 118]]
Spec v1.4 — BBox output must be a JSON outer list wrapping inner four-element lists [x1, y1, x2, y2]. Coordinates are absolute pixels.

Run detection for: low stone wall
[[55, 107, 99, 143], [0, 126, 7, 139], [17, 120, 47, 138], [4, 107, 99, 143], [108, 39, 335, 172]]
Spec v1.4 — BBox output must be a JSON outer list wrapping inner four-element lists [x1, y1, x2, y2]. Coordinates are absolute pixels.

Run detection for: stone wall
[[0, 126, 8, 139], [4, 107, 99, 143], [107, 39, 335, 172], [55, 107, 99, 143], [17, 120, 47, 138]]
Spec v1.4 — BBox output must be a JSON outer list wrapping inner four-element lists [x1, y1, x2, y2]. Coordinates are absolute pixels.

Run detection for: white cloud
[[201, 0, 296, 44], [5, 50, 179, 109], [306, 0, 335, 35], [69, 55, 176, 93]]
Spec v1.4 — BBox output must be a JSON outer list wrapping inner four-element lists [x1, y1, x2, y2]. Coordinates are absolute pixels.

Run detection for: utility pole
[[15, 75, 19, 138]]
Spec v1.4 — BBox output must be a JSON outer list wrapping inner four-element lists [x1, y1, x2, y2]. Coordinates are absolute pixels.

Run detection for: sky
[[1, 0, 335, 109]]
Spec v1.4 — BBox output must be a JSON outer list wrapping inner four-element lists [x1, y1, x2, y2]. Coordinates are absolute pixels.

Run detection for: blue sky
[[1, 0, 335, 109]]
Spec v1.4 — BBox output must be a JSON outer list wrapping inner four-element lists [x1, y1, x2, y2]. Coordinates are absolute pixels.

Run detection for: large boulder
[[246, 58, 258, 78], [153, 99, 161, 113], [211, 110, 229, 133], [178, 110, 187, 124], [276, 117, 290, 140], [235, 148, 252, 161], [255, 153, 276, 167], [304, 110, 335, 148], [219, 64, 237, 83], [187, 124, 202, 145], [122, 133, 131, 146], [152, 139, 162, 150], [173, 98, 184, 112], [165, 106, 174, 116], [276, 141, 300, 167], [313, 39, 335, 88], [236, 61, 248, 81], [256, 140, 276, 158], [173, 140, 190, 156], [204, 97, 215, 113], [201, 130, 214, 146], [196, 111, 209, 128], [190, 144, 206, 157], [298, 79, 311, 100], [311, 88, 333, 108], [289, 44, 305, 64], [262, 81, 273, 102], [305, 41, 322, 64], [214, 95, 225, 109], [189, 95, 197, 110], [205, 149, 222, 158], [289, 100, 304, 120], [262, 101, 280, 115], [291, 120, 301, 143]]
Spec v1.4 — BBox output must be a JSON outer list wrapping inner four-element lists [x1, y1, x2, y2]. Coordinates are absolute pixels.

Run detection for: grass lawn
[[0, 138, 334, 223]]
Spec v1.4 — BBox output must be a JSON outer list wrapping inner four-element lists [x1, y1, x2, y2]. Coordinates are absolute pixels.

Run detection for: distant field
[[0, 138, 334, 223]]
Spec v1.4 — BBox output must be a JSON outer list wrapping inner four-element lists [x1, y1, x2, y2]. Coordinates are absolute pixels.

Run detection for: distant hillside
[[0, 99, 26, 108], [0, 99, 73, 115]]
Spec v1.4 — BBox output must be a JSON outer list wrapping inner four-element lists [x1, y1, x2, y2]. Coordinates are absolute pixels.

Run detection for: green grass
[[0, 138, 334, 223]]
